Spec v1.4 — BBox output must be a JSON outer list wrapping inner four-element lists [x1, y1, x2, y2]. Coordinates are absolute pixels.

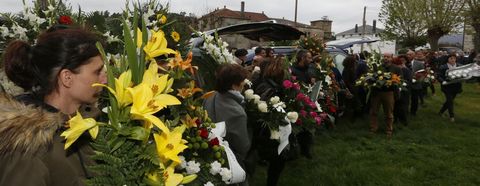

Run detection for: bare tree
[[380, 0, 465, 50], [379, 0, 428, 49], [465, 0, 480, 52], [421, 0, 465, 50]]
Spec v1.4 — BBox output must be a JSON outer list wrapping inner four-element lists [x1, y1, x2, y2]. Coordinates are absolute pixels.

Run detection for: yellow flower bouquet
[[60, 1, 231, 185]]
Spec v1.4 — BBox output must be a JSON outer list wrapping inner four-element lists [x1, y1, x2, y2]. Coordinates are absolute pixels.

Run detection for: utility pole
[[361, 6, 367, 52], [294, 0, 298, 27]]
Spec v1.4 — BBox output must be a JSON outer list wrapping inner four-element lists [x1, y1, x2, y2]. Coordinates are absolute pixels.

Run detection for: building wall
[[311, 20, 332, 33], [298, 27, 324, 38]]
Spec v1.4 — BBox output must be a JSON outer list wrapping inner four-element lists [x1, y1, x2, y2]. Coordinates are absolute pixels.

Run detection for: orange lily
[[177, 81, 202, 99]]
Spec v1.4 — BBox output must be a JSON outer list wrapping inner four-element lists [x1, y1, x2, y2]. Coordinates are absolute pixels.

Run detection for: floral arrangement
[[199, 32, 235, 65], [413, 69, 435, 86], [243, 88, 294, 138], [281, 78, 327, 134], [445, 63, 480, 84], [355, 51, 403, 90], [58, 2, 236, 185], [298, 34, 325, 56], [355, 70, 402, 89], [191, 32, 236, 92]]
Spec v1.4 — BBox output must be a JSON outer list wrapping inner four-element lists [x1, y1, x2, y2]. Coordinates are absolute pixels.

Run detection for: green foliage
[[87, 128, 159, 186]]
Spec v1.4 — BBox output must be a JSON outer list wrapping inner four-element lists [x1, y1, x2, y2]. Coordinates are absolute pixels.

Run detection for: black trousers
[[267, 155, 286, 186], [440, 91, 458, 118], [410, 89, 422, 115], [394, 91, 410, 124]]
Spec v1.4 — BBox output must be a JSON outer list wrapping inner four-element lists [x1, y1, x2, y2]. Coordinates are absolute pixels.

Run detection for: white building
[[335, 20, 396, 54]]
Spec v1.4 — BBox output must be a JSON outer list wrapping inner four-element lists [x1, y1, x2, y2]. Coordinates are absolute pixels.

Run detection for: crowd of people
[[208, 46, 479, 185], [341, 49, 479, 136]]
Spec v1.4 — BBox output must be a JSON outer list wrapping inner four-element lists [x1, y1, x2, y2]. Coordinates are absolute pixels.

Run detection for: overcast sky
[[0, 0, 384, 34]]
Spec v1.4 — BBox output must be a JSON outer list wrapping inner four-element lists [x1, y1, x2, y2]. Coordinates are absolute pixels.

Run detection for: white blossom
[[325, 75, 332, 85], [186, 160, 201, 174], [209, 161, 222, 175], [219, 168, 232, 183], [286, 112, 299, 123], [269, 96, 280, 105], [253, 66, 261, 73], [253, 95, 261, 104], [0, 26, 9, 37], [270, 130, 280, 140], [204, 182, 214, 186], [258, 101, 268, 113], [244, 79, 252, 87], [244, 89, 254, 101], [178, 156, 187, 169]]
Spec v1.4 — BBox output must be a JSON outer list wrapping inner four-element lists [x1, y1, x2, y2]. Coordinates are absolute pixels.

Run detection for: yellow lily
[[143, 62, 175, 95], [171, 31, 180, 42], [128, 83, 180, 133], [60, 112, 98, 149], [157, 14, 167, 24], [164, 163, 183, 186], [143, 30, 176, 62], [93, 70, 133, 108], [153, 125, 188, 164]]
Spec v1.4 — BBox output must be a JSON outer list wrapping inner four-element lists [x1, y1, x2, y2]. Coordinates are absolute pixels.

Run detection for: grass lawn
[[252, 83, 480, 186]]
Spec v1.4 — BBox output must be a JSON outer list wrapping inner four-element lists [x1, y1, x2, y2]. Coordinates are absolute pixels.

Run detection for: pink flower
[[300, 110, 307, 117], [293, 83, 300, 90], [309, 102, 317, 109], [310, 111, 318, 118], [320, 112, 328, 119], [291, 76, 297, 81], [296, 93, 306, 101], [315, 117, 322, 125], [283, 80, 293, 89], [295, 119, 303, 125]]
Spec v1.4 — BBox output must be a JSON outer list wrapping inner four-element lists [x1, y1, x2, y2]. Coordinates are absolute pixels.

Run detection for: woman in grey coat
[[203, 64, 252, 185]]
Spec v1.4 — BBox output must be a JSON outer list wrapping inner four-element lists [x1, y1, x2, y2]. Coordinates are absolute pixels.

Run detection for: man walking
[[369, 53, 402, 138]]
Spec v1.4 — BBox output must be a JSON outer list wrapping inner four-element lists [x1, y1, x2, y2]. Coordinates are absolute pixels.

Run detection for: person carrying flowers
[[203, 64, 253, 186], [0, 28, 106, 185], [369, 53, 402, 138]]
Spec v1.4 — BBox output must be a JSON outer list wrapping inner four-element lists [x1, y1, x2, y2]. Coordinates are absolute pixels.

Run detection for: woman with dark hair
[[203, 64, 252, 185], [437, 54, 462, 122], [0, 28, 106, 185], [252, 57, 287, 186]]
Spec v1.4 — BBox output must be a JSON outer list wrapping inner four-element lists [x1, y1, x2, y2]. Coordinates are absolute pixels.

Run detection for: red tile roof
[[201, 8, 269, 22]]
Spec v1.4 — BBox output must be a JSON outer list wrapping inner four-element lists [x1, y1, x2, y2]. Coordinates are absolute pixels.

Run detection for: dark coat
[[0, 94, 95, 186], [437, 64, 463, 94]]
